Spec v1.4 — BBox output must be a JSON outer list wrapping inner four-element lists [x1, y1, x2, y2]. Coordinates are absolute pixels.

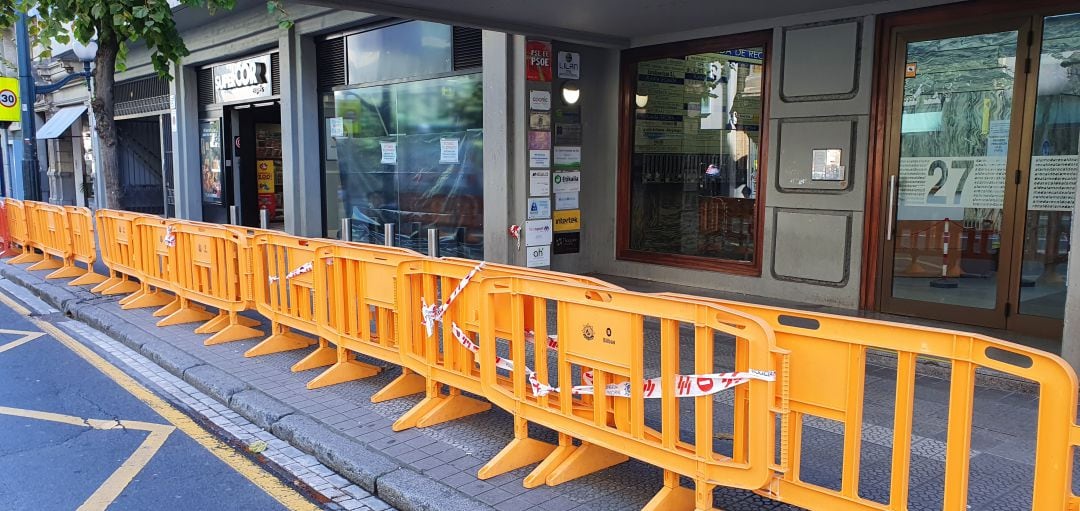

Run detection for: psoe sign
[[0, 77, 20, 123], [212, 54, 272, 104]]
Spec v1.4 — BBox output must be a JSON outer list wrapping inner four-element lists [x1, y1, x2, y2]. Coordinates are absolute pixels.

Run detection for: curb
[[0, 264, 493, 511]]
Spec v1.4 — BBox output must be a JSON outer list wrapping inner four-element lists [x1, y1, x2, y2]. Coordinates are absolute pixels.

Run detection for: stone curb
[[0, 264, 491, 511]]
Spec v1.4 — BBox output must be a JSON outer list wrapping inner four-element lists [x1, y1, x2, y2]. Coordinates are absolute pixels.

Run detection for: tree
[[0, 0, 292, 208]]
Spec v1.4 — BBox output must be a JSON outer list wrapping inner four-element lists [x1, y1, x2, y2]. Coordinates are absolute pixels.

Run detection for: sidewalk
[[0, 262, 1061, 511]]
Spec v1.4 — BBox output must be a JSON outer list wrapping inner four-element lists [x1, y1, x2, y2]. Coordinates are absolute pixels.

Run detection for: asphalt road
[[0, 293, 316, 510]]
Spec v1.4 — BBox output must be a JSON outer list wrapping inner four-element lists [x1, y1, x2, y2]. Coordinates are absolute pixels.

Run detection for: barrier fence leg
[[45, 260, 85, 280], [26, 256, 63, 271], [7, 249, 43, 265], [533, 440, 628, 488], [244, 323, 316, 358], [291, 339, 337, 372], [90, 272, 124, 293], [69, 267, 107, 287], [478, 416, 556, 480], [305, 346, 381, 390], [414, 387, 491, 429], [203, 312, 262, 346], [120, 287, 174, 310], [98, 276, 141, 296], [642, 470, 695, 511], [370, 368, 426, 403], [156, 297, 215, 327]]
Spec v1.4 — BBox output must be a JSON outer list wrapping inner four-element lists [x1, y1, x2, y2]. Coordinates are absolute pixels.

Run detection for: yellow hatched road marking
[[0, 290, 320, 511], [0, 328, 44, 353]]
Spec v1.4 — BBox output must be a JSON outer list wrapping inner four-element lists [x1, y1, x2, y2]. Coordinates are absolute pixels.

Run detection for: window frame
[[616, 30, 772, 276]]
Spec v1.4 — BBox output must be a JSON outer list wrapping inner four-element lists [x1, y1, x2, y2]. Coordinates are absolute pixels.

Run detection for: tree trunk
[[91, 38, 121, 210]]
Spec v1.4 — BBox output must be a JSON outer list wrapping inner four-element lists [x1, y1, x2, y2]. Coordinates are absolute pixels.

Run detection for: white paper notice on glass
[[527, 197, 551, 220], [530, 90, 552, 111], [440, 138, 460, 164], [530, 170, 550, 196], [986, 120, 1010, 157], [552, 171, 581, 193], [530, 150, 550, 168], [525, 219, 553, 246], [555, 193, 578, 210], [380, 142, 397, 164], [328, 117, 344, 137], [526, 245, 551, 268]]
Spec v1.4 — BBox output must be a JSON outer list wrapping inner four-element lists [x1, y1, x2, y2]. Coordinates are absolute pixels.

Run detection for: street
[[0, 288, 320, 511]]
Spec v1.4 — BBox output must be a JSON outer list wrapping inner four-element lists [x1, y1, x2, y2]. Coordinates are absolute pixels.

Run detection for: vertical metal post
[[259, 208, 269, 229], [383, 223, 394, 247], [229, 205, 238, 225], [16, 9, 39, 201], [339, 218, 351, 242], [427, 228, 439, 257]]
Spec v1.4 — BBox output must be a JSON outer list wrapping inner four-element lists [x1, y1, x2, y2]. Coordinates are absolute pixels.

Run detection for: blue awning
[[36, 105, 86, 139]]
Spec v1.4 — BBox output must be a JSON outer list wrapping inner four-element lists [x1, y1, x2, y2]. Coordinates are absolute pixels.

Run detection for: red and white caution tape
[[163, 226, 176, 248], [269, 259, 331, 284], [453, 322, 773, 399], [421, 262, 486, 337]]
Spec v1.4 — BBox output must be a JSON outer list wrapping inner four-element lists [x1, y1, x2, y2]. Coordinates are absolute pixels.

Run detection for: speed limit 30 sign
[[0, 77, 21, 123]]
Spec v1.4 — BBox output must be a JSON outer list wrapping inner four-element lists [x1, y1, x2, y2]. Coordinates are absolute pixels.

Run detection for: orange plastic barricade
[[663, 293, 1080, 511], [59, 206, 107, 286], [120, 217, 180, 311], [391, 259, 625, 432], [446, 277, 782, 503], [224, 226, 276, 309], [0, 199, 13, 258], [245, 232, 335, 358], [92, 209, 155, 295], [22, 202, 72, 275], [159, 222, 262, 345], [5, 199, 43, 265], [302, 242, 423, 390]]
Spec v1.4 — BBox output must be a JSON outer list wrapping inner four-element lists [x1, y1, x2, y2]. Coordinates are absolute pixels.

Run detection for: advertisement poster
[[257, 160, 276, 193], [898, 157, 1006, 208], [439, 138, 460, 164], [530, 150, 551, 168], [525, 219, 553, 245], [1028, 155, 1079, 211], [527, 197, 552, 220], [554, 209, 581, 232], [380, 141, 398, 164], [530, 90, 551, 111], [526, 245, 551, 268], [552, 171, 581, 192], [557, 51, 580, 79], [526, 40, 553, 82], [555, 192, 578, 210], [553, 146, 581, 169], [530, 170, 550, 196], [553, 232, 580, 254], [200, 119, 223, 203], [528, 131, 552, 150]]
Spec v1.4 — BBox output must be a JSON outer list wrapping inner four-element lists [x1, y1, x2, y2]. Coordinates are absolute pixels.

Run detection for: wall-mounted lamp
[[561, 82, 580, 105], [635, 94, 649, 108]]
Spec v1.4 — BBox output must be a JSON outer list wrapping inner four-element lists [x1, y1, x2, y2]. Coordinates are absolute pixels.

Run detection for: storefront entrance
[[878, 8, 1080, 338]]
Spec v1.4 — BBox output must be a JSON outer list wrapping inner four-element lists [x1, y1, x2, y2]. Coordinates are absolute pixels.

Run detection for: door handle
[[886, 174, 897, 241]]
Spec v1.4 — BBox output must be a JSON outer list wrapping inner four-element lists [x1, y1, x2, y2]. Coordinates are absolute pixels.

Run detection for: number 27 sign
[[0, 77, 20, 123], [898, 156, 1007, 209]]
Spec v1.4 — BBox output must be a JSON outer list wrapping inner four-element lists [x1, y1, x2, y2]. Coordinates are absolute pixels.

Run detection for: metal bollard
[[259, 208, 269, 229], [340, 218, 351, 242], [427, 228, 439, 257], [229, 205, 238, 225], [383, 223, 395, 247]]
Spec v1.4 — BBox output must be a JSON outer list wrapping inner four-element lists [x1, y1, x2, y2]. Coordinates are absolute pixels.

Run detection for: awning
[[36, 105, 87, 139]]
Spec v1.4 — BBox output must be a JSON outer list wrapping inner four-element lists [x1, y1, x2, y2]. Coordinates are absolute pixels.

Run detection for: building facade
[[112, 0, 1080, 368]]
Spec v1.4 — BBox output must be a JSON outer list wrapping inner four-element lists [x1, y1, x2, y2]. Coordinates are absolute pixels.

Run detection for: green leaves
[[132, 6, 148, 18]]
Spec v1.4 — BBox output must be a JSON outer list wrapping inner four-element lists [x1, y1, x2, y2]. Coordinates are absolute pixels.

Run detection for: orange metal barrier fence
[[121, 216, 181, 312], [0, 199, 12, 258], [5, 199, 42, 265], [93, 209, 155, 295], [61, 206, 107, 286], [24, 202, 70, 275]]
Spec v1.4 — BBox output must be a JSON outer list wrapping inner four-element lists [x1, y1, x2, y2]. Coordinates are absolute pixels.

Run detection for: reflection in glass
[[1017, 13, 1080, 319], [323, 74, 484, 258], [345, 21, 453, 85], [890, 31, 1017, 309], [627, 48, 765, 262]]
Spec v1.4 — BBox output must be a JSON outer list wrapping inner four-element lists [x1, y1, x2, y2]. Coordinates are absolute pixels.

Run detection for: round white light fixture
[[72, 38, 98, 63], [635, 94, 649, 108], [561, 82, 580, 105]]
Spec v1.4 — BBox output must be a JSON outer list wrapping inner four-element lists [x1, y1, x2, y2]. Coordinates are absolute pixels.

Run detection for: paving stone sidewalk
[[1, 261, 1071, 511]]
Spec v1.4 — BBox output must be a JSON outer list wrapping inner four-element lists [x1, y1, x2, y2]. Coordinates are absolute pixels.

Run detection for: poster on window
[[898, 157, 1007, 208], [200, 119, 223, 203]]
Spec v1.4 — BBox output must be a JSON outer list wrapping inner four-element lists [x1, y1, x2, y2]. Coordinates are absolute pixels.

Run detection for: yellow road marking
[[0, 290, 320, 511], [0, 328, 44, 353], [0, 405, 174, 511]]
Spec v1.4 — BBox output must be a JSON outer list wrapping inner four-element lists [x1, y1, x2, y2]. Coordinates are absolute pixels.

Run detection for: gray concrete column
[[170, 63, 202, 221], [482, 31, 525, 265], [1060, 180, 1080, 372], [279, 28, 322, 237]]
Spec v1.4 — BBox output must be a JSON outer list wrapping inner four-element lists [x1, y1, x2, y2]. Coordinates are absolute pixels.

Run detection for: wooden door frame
[[861, 0, 1080, 327]]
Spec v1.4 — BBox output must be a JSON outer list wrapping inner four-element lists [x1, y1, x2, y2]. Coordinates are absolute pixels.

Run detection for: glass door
[[880, 20, 1031, 329], [1008, 12, 1080, 335]]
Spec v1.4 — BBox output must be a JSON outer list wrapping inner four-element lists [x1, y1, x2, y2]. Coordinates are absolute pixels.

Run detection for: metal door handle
[[886, 175, 897, 241]]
